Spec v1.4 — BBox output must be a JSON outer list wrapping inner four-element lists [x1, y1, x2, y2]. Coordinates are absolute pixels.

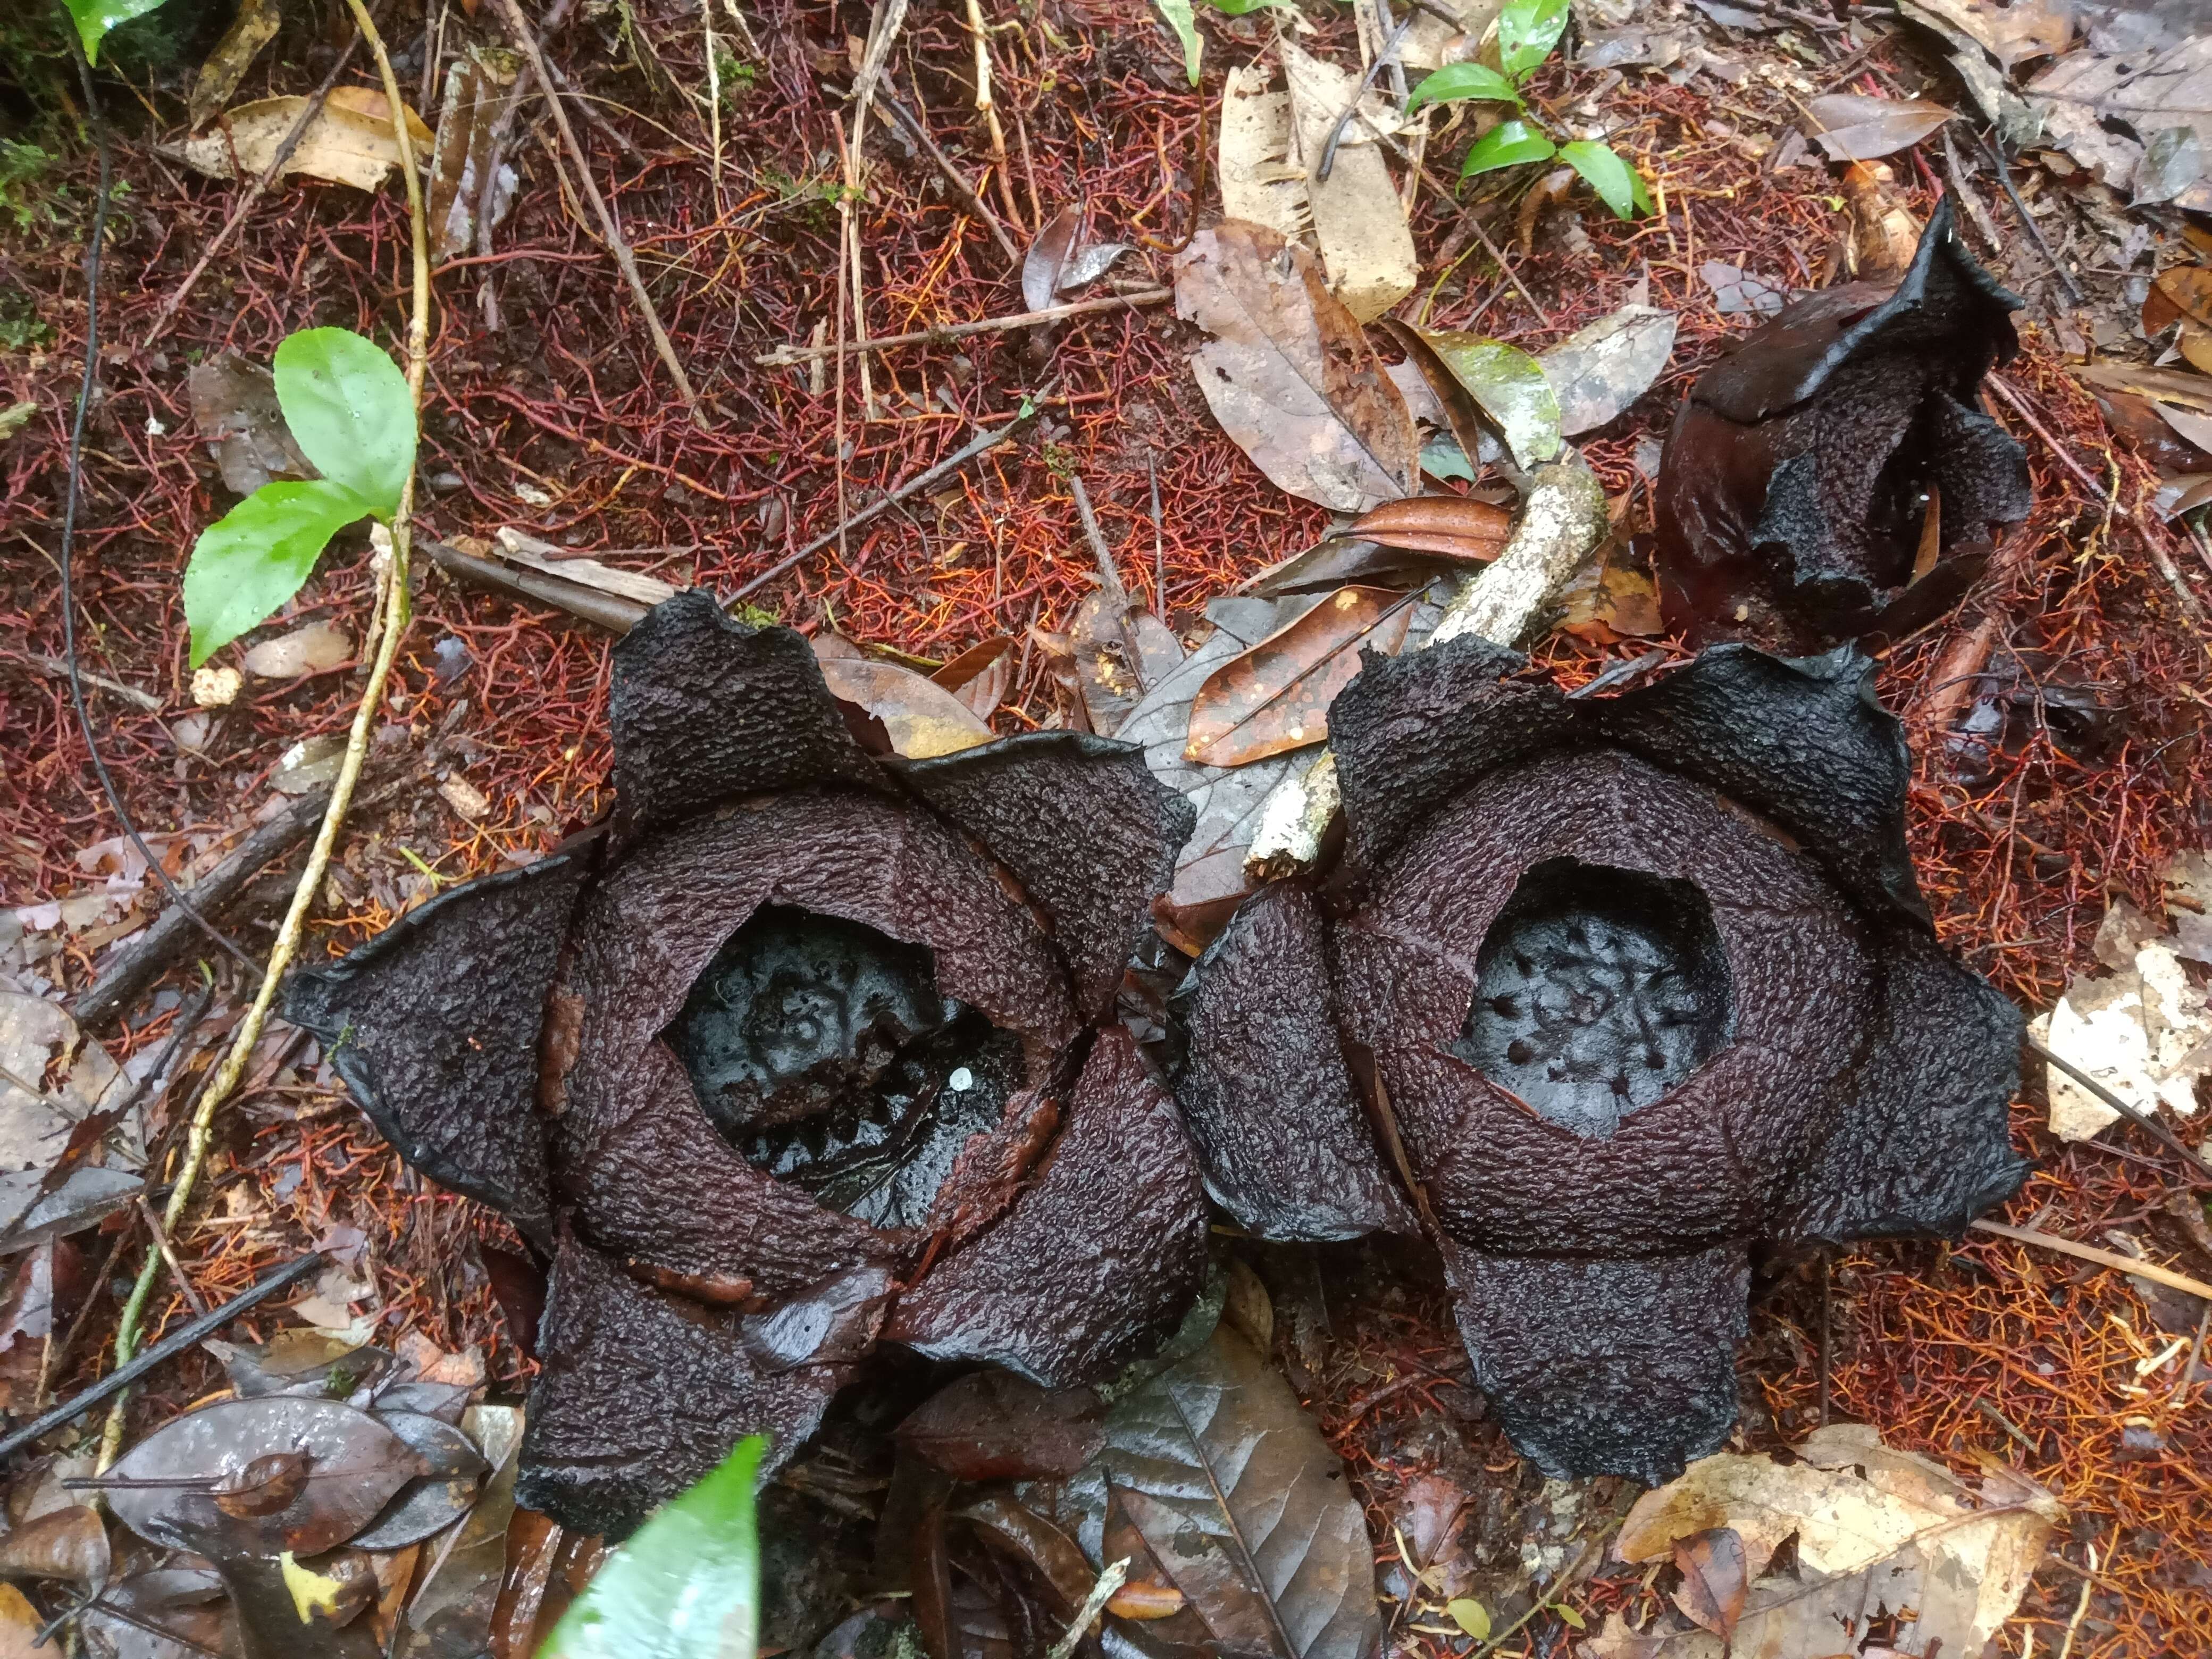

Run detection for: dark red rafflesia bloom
[[287, 593, 1206, 1538], [1173, 638, 2028, 1484]]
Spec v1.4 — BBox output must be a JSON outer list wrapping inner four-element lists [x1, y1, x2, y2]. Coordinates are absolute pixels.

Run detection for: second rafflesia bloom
[[1172, 639, 2027, 1483], [286, 593, 1205, 1537]]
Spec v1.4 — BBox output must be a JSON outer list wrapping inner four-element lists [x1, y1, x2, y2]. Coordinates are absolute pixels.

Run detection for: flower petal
[[1170, 882, 1417, 1240], [883, 1028, 1208, 1385], [516, 1230, 869, 1538], [283, 852, 586, 1249], [608, 593, 888, 834], [1774, 914, 2027, 1245], [896, 732, 1195, 1022], [1439, 1237, 1749, 1485]]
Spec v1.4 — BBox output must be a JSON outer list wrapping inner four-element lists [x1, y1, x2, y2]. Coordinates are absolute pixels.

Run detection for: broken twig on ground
[[1973, 1220, 2212, 1302], [755, 288, 1173, 366]]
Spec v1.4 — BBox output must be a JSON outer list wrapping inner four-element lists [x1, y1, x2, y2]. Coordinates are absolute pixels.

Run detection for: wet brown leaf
[[0, 1504, 108, 1585], [930, 636, 1017, 720], [1022, 205, 1085, 313], [1183, 586, 1418, 767], [1560, 562, 1665, 643], [956, 1496, 1092, 1617], [1669, 1527, 1747, 1638], [207, 1332, 396, 1402], [1105, 1578, 1187, 1619], [102, 1397, 426, 1560], [898, 1372, 1107, 1482], [1175, 222, 1417, 513], [350, 1411, 489, 1550], [1070, 593, 1183, 737], [212, 1451, 312, 1518], [1347, 497, 1513, 565], [1807, 93, 1956, 161], [817, 658, 997, 758], [397, 1405, 522, 1659]]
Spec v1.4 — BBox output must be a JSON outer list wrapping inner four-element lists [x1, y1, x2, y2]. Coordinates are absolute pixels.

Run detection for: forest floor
[[2, 0, 2210, 1655]]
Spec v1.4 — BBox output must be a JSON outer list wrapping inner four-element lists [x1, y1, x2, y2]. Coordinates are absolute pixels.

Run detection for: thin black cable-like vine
[[58, 13, 259, 990]]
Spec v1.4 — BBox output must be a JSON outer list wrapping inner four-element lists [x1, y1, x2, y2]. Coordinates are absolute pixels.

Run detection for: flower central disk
[[666, 905, 1020, 1228], [1452, 859, 1734, 1137]]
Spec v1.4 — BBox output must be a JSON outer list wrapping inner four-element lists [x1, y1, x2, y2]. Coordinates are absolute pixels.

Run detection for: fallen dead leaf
[[2028, 34, 2212, 211], [1669, 1528, 1747, 1639], [1280, 39, 1419, 325], [1218, 65, 1310, 245], [428, 47, 524, 263], [1387, 324, 1561, 471], [929, 636, 1016, 720], [1183, 585, 1418, 767], [170, 87, 435, 193], [1699, 261, 1787, 316], [2145, 265, 2212, 375], [188, 349, 314, 496], [1175, 221, 1417, 513], [1559, 558, 1665, 643], [240, 622, 352, 679], [1905, 0, 2072, 69], [1806, 92, 1957, 161], [1597, 1423, 2062, 1659], [1840, 161, 1922, 282], [1069, 591, 1184, 738], [439, 775, 492, 823], [1023, 205, 1086, 314], [1347, 496, 1513, 564], [1537, 304, 1678, 435], [818, 657, 997, 758]]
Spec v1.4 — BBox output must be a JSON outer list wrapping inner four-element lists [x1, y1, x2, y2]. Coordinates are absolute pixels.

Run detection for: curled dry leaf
[[1023, 205, 1086, 313], [240, 621, 353, 679], [428, 48, 524, 263], [1839, 161, 1922, 284], [929, 636, 1017, 720], [1183, 586, 1419, 767], [1175, 221, 1417, 513], [2143, 264, 2212, 375], [169, 88, 435, 193], [0, 1504, 110, 1586], [1595, 1423, 2061, 1659], [815, 657, 998, 758], [1806, 93, 1957, 161], [1348, 497, 1514, 565]]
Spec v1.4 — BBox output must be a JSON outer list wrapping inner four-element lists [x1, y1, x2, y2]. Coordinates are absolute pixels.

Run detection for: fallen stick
[[754, 288, 1172, 367], [1972, 1220, 2212, 1303], [13, 653, 162, 713], [495, 0, 707, 429], [421, 536, 650, 634], [0, 1252, 325, 1464], [732, 386, 1054, 600], [879, 85, 1023, 269]]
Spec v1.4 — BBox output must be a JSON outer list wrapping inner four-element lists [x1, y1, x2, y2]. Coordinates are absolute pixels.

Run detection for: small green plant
[[60, 0, 173, 62], [1405, 0, 1650, 220], [0, 289, 53, 352], [182, 328, 416, 666], [713, 45, 757, 108], [539, 1435, 762, 1658]]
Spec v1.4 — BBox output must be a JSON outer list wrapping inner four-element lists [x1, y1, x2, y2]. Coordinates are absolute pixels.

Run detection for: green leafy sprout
[[1404, 0, 1651, 220], [183, 327, 416, 667], [539, 1435, 763, 1659], [60, 0, 172, 63]]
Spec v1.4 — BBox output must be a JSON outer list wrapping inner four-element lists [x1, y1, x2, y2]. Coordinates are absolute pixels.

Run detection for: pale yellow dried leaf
[[171, 88, 434, 192], [1281, 41, 1418, 324]]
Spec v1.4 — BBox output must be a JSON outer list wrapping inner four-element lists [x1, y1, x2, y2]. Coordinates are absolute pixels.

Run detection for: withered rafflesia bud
[[1654, 197, 2032, 650], [286, 593, 1204, 1537], [1173, 638, 2027, 1483]]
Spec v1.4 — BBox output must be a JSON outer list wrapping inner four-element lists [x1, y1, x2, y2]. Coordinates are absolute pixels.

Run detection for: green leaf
[[273, 328, 415, 522], [1497, 0, 1569, 80], [61, 0, 173, 63], [1413, 328, 1562, 470], [1554, 1604, 1587, 1632], [1151, 0, 1202, 85], [1557, 140, 1650, 219], [539, 1436, 763, 1659], [1405, 63, 1521, 114], [1420, 434, 1479, 483], [1459, 119, 1557, 180], [1447, 1598, 1492, 1640], [1201, 0, 1295, 13], [183, 480, 371, 667]]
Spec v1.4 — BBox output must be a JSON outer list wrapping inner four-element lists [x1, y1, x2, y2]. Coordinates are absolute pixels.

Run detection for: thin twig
[[494, 0, 707, 428], [133, 1197, 208, 1318], [1973, 1220, 2212, 1302], [96, 0, 437, 1471], [0, 1253, 325, 1465], [12, 652, 162, 711], [732, 384, 1055, 601], [755, 287, 1172, 365], [878, 83, 1023, 269], [143, 18, 372, 348], [56, 15, 259, 987], [1978, 131, 2083, 305]]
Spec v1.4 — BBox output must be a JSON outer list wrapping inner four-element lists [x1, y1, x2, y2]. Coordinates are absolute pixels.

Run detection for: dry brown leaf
[[171, 87, 434, 192], [1806, 93, 1956, 161], [1602, 1423, 2061, 1659], [1175, 222, 1417, 513], [1218, 65, 1310, 244], [1070, 593, 1183, 738], [1347, 496, 1513, 564], [1906, 0, 2071, 68], [1559, 561, 1664, 643], [240, 621, 352, 679], [817, 657, 996, 759], [1023, 205, 1085, 314], [1840, 162, 1921, 282], [1183, 585, 1417, 767], [1669, 1528, 1747, 1639], [428, 48, 524, 262], [1279, 40, 1418, 325], [929, 636, 1017, 720]]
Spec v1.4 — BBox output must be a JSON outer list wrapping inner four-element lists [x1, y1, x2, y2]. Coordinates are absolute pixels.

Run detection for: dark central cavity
[[1451, 859, 1733, 1137], [665, 906, 1019, 1230]]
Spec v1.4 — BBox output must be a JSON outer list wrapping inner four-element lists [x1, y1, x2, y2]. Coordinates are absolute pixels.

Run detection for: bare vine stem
[[95, 0, 434, 1469]]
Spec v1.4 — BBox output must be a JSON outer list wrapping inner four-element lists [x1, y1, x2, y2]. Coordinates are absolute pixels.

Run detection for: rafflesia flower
[[1173, 637, 2027, 1482], [287, 593, 1206, 1537], [1653, 197, 2032, 651]]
